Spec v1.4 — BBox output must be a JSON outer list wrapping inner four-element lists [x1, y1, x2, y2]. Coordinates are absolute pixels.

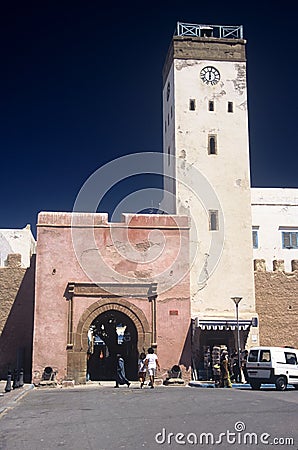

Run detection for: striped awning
[[195, 318, 252, 331]]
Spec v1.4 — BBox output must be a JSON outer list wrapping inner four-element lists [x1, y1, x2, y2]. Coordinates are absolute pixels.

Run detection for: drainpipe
[[149, 295, 157, 348]]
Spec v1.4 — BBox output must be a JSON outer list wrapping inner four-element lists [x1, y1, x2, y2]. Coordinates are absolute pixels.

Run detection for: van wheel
[[250, 381, 261, 390], [275, 376, 287, 391]]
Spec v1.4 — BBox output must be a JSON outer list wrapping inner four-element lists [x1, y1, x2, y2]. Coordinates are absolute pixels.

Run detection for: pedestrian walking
[[138, 352, 147, 388], [220, 350, 232, 388], [145, 347, 160, 389], [115, 354, 130, 388]]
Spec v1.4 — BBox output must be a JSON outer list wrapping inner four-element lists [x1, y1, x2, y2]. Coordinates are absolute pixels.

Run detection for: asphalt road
[[0, 384, 297, 450]]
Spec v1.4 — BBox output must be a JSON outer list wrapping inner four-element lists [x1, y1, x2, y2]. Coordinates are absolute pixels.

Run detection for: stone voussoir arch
[[74, 297, 151, 353]]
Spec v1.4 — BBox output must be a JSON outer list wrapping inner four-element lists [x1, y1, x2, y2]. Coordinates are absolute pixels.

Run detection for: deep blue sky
[[1, 1, 297, 237]]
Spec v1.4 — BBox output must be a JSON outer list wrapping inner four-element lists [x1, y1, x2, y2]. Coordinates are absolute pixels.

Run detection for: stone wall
[[254, 259, 298, 348], [33, 212, 191, 384], [0, 254, 35, 382]]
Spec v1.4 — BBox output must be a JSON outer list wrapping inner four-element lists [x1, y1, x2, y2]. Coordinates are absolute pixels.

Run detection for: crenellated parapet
[[254, 259, 298, 273]]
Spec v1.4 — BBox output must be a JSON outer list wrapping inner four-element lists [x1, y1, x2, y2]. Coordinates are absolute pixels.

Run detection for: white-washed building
[[161, 23, 259, 375], [252, 188, 298, 272], [0, 224, 36, 268]]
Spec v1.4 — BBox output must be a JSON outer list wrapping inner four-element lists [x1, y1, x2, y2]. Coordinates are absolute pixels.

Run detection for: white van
[[246, 346, 298, 391]]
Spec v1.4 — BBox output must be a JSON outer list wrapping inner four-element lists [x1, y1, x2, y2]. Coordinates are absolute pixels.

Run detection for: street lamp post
[[231, 296, 242, 382]]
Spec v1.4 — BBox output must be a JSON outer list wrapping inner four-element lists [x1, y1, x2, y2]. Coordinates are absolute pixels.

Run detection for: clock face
[[200, 66, 220, 85]]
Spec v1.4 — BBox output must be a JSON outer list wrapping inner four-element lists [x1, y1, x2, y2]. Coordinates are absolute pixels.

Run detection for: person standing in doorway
[[115, 354, 130, 388], [145, 347, 160, 389]]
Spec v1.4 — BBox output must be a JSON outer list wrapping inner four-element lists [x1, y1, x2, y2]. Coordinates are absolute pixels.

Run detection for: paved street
[[0, 384, 297, 450]]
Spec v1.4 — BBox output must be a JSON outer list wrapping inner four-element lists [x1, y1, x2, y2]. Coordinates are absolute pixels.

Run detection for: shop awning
[[195, 318, 252, 331]]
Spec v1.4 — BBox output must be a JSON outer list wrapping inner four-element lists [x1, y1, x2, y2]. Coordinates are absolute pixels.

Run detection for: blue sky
[[1, 1, 297, 237]]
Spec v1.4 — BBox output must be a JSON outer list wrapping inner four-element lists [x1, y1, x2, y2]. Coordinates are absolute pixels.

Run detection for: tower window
[[171, 106, 173, 118], [208, 135, 217, 155], [168, 114, 170, 126], [167, 146, 171, 166], [165, 121, 167, 132], [189, 99, 196, 111], [228, 102, 234, 113], [209, 210, 219, 231], [166, 82, 170, 101], [208, 101, 214, 112]]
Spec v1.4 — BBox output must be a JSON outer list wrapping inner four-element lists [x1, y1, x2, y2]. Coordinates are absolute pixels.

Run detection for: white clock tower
[[161, 22, 259, 371]]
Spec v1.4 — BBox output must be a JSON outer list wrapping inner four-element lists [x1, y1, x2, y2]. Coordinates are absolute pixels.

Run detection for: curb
[[189, 381, 251, 389], [0, 384, 35, 417], [189, 382, 296, 390]]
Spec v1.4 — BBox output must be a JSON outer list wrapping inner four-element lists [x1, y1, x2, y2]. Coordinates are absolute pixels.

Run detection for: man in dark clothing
[[115, 354, 130, 388]]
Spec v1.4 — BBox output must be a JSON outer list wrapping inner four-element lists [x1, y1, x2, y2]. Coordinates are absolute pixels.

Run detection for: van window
[[285, 352, 297, 365], [260, 350, 271, 362], [248, 350, 258, 362]]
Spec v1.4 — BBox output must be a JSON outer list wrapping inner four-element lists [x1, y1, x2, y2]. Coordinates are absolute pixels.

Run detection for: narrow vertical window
[[166, 82, 170, 101], [208, 135, 217, 155], [208, 101, 214, 111], [189, 99, 196, 111], [165, 121, 167, 132], [168, 114, 170, 125], [228, 102, 233, 113], [171, 106, 173, 118], [252, 230, 258, 249], [209, 210, 219, 231], [167, 146, 171, 166]]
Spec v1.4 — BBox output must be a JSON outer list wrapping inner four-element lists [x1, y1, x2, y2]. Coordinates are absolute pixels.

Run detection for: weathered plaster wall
[[0, 254, 35, 381], [254, 260, 298, 348], [33, 212, 191, 384], [161, 37, 256, 344]]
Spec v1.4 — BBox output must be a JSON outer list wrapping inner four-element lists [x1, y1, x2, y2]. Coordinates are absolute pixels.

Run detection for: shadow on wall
[[0, 255, 35, 383], [179, 323, 192, 379]]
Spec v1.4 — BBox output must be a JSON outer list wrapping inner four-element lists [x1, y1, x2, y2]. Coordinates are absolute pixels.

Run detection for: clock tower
[[161, 23, 258, 368]]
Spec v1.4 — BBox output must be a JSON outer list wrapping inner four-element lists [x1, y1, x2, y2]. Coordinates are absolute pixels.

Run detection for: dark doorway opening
[[87, 310, 138, 381], [198, 329, 235, 380], [193, 327, 250, 380]]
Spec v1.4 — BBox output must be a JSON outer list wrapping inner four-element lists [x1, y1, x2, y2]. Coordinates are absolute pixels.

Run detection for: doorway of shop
[[87, 310, 138, 381]]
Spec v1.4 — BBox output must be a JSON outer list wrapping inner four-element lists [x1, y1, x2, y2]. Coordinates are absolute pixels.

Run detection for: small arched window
[[208, 135, 217, 155]]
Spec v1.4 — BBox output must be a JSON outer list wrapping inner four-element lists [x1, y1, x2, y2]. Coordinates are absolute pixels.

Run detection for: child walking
[[138, 352, 147, 388]]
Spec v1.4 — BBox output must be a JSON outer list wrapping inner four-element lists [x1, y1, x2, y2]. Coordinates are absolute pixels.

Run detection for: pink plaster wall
[[33, 212, 191, 383]]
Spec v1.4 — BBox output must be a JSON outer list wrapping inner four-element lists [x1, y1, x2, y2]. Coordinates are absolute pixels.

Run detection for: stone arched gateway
[[66, 282, 154, 384]]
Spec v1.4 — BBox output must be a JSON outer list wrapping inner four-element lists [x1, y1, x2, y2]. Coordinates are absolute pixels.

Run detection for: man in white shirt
[[145, 347, 160, 389]]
